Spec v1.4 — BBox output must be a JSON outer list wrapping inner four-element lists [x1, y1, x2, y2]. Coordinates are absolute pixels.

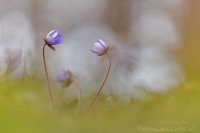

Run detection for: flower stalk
[[42, 29, 64, 112], [57, 69, 82, 114], [42, 43, 54, 111], [89, 39, 111, 108], [71, 79, 82, 114], [89, 52, 111, 108]]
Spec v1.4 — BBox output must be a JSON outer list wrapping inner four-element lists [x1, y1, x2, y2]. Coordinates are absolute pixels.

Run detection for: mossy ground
[[0, 74, 199, 133]]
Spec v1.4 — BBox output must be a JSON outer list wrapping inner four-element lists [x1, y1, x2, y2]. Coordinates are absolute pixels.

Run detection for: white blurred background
[[0, 0, 186, 102]]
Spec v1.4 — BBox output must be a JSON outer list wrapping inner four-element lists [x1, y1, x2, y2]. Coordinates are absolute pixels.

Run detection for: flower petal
[[91, 46, 104, 55], [97, 39, 107, 48], [91, 39, 107, 55], [54, 37, 64, 44], [56, 69, 71, 87], [45, 29, 63, 45], [45, 36, 55, 45], [48, 30, 59, 37]]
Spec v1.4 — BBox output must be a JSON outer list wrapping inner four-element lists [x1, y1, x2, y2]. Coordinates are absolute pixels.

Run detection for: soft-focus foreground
[[0, 78, 199, 133], [0, 0, 200, 133]]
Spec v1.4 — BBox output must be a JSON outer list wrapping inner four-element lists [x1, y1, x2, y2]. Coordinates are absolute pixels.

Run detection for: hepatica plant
[[57, 69, 82, 114], [42, 29, 64, 111], [43, 29, 64, 51], [89, 39, 111, 108]]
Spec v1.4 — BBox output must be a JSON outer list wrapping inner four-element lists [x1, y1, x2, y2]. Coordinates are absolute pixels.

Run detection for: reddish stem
[[71, 79, 82, 114], [89, 52, 111, 108], [42, 43, 54, 112]]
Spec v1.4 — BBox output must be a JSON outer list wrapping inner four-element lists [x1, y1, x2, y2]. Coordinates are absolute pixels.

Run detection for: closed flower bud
[[45, 30, 64, 45], [89, 39, 111, 108], [91, 39, 110, 56], [57, 69, 82, 113], [56, 69, 73, 88]]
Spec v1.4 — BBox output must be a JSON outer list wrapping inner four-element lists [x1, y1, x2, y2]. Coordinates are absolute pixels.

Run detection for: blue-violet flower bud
[[45, 30, 64, 45], [91, 39, 110, 56], [56, 69, 73, 88]]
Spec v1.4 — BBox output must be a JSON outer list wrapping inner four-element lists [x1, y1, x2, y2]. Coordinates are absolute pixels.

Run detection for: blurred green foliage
[[0, 76, 199, 133]]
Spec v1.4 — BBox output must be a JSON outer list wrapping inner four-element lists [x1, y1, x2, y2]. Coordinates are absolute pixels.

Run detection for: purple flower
[[56, 69, 72, 88], [91, 39, 110, 56], [45, 30, 64, 45], [4, 47, 22, 72]]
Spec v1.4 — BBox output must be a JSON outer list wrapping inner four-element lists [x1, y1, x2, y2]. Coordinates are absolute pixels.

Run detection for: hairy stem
[[71, 79, 82, 114], [42, 43, 54, 112], [89, 52, 111, 108]]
